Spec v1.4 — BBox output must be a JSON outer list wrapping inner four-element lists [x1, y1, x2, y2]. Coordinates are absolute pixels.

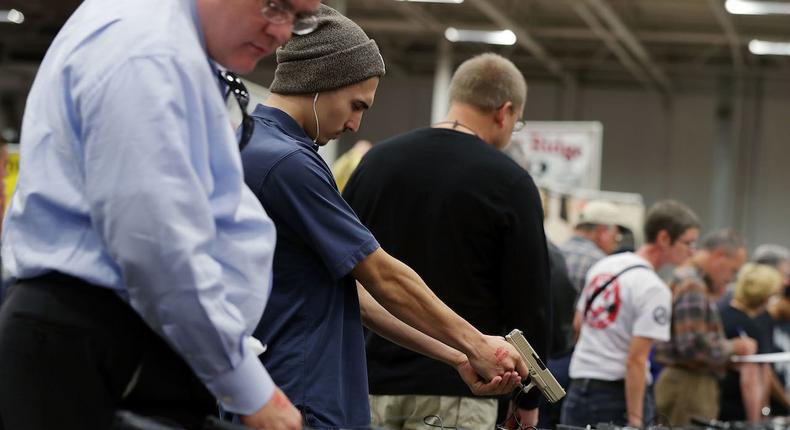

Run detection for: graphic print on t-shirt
[[585, 273, 622, 329]]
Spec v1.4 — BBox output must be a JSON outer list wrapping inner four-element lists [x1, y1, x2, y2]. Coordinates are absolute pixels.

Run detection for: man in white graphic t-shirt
[[560, 200, 700, 427]]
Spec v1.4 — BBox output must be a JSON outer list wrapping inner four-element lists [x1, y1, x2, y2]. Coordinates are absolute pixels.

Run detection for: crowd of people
[[542, 201, 790, 429], [0, 1, 788, 430]]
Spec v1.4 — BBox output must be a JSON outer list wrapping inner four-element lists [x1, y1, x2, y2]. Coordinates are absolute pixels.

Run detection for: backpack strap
[[583, 264, 651, 318]]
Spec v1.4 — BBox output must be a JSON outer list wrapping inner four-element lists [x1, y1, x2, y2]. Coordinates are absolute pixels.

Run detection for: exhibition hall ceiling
[[341, 0, 790, 87], [1, 0, 790, 130]]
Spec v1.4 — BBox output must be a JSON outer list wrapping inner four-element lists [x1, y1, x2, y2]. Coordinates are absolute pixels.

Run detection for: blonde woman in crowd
[[718, 263, 782, 423]]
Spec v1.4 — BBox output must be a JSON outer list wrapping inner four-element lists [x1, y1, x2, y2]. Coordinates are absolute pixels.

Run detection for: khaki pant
[[369, 394, 498, 430], [655, 366, 720, 426]]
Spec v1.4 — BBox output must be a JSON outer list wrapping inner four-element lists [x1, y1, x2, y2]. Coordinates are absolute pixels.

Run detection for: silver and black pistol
[[505, 328, 566, 403]]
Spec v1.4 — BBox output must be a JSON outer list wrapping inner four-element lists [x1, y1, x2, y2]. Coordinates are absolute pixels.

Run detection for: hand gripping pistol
[[505, 329, 566, 403]]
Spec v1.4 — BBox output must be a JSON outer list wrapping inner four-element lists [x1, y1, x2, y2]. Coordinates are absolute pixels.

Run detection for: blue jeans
[[559, 379, 655, 427]]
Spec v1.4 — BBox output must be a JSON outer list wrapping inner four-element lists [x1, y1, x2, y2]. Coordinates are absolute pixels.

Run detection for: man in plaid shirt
[[654, 229, 756, 426]]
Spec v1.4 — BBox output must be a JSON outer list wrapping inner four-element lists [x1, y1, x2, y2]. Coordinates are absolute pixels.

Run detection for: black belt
[[570, 378, 625, 390], [5, 271, 134, 328], [1, 271, 217, 427]]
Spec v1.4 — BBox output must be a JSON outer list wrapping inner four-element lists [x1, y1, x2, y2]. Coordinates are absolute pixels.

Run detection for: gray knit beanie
[[269, 4, 385, 94]]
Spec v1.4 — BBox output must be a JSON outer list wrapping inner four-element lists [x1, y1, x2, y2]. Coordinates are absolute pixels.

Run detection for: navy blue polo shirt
[[242, 105, 379, 429]]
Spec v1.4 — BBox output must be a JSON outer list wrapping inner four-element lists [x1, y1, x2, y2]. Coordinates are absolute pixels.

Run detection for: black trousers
[[0, 273, 216, 430]]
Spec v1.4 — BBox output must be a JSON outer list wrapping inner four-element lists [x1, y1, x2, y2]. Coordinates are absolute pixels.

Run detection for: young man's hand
[[455, 356, 521, 395], [468, 335, 530, 382]]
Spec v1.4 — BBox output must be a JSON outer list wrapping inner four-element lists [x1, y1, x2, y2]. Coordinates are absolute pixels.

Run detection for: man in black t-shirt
[[343, 53, 551, 429]]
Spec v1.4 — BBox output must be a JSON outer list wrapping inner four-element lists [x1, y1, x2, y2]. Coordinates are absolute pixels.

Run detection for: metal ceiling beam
[[538, 28, 737, 46], [567, 0, 655, 90], [327, 48, 790, 84], [706, 0, 745, 75], [693, 45, 725, 67], [383, 1, 444, 33], [377, 0, 454, 79], [583, 0, 672, 92], [355, 19, 763, 47], [626, 30, 736, 46], [464, 0, 570, 83]]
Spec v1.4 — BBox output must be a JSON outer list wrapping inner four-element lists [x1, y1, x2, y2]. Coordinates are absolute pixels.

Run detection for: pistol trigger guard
[[521, 381, 536, 394]]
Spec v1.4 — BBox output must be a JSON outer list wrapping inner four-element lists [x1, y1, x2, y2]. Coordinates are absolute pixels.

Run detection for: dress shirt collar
[[252, 104, 320, 152], [185, 0, 225, 100]]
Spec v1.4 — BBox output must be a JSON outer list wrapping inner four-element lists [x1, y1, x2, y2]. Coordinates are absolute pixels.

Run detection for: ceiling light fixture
[[0, 9, 24, 24], [725, 0, 790, 15], [395, 0, 463, 3], [749, 39, 790, 55], [444, 27, 517, 45]]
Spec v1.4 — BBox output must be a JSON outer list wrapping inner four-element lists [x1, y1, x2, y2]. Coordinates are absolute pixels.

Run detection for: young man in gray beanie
[[241, 5, 531, 429]]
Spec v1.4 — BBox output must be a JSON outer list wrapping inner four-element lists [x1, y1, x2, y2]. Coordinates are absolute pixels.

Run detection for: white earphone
[[312, 92, 320, 144]]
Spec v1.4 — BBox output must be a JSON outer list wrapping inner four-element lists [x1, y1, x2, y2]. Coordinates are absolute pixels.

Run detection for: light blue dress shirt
[[1, 0, 277, 415]]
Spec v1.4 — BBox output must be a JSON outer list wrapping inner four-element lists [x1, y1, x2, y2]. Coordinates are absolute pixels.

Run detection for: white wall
[[747, 80, 790, 248]]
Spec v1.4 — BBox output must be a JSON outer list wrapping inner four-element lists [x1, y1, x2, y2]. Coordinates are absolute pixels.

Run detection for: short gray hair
[[701, 229, 745, 254], [448, 53, 527, 112], [753, 244, 790, 268]]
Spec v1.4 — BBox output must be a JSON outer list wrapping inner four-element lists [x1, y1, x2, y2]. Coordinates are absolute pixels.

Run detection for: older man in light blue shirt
[[0, 0, 318, 429]]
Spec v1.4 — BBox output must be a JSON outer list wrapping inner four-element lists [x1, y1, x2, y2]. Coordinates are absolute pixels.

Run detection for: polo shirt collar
[[252, 104, 319, 152]]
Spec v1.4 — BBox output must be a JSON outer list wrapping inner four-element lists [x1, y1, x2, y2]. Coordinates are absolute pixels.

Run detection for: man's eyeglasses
[[507, 104, 526, 133], [262, 0, 319, 35], [678, 238, 697, 249], [218, 70, 254, 151]]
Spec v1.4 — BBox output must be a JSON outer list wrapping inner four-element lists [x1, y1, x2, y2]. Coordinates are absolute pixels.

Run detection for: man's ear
[[656, 229, 672, 248], [494, 101, 513, 128]]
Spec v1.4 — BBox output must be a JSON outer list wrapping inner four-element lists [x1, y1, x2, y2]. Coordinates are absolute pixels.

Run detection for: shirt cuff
[[205, 350, 275, 415]]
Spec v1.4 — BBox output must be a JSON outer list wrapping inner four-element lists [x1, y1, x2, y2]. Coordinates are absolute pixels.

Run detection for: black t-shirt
[[717, 302, 773, 421], [342, 128, 552, 409]]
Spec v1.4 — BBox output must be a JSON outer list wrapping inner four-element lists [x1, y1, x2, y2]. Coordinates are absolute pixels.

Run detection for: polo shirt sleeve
[[260, 150, 379, 279]]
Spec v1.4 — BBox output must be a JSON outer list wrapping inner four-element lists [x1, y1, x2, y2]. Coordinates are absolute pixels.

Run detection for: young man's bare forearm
[[358, 284, 522, 397], [353, 248, 483, 355], [357, 283, 463, 366], [352, 248, 530, 380]]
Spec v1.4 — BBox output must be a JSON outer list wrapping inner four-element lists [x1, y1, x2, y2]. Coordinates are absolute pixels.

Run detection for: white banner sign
[[506, 121, 603, 190]]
